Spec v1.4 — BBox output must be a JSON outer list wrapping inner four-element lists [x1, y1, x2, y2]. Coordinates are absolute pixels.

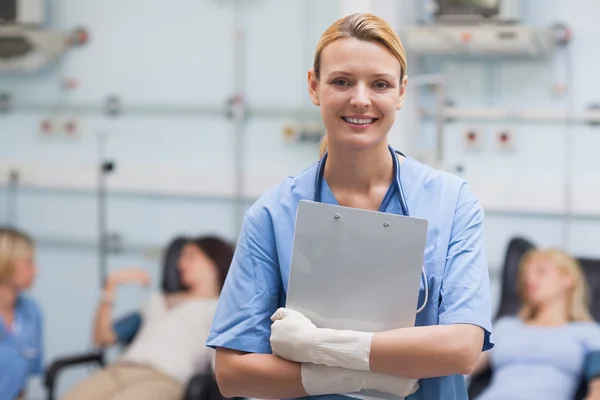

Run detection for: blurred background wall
[[0, 0, 599, 397]]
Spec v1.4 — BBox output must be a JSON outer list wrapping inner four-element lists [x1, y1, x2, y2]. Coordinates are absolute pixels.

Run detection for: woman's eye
[[374, 82, 390, 89], [333, 79, 350, 86]]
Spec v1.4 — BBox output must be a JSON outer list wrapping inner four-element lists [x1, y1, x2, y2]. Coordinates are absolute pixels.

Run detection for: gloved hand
[[301, 363, 419, 398], [270, 308, 373, 371]]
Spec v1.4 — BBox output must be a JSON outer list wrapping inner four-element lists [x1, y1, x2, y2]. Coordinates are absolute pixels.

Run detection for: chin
[[337, 134, 387, 151], [181, 278, 193, 288], [17, 284, 32, 291], [527, 297, 545, 308]]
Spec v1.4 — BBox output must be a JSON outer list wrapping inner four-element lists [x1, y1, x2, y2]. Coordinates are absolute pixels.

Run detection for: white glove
[[301, 363, 420, 398], [270, 308, 373, 371]]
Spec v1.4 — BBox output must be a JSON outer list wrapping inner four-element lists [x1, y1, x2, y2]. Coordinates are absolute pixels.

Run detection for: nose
[[350, 83, 370, 109]]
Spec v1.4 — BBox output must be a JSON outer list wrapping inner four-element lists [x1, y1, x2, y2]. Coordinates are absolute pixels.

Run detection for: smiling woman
[[313, 13, 408, 158], [207, 12, 493, 400]]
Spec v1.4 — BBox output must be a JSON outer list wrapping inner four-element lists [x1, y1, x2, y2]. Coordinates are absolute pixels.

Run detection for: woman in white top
[[62, 236, 234, 400]]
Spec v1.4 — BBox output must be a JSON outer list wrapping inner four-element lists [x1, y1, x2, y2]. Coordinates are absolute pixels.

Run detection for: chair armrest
[[44, 350, 104, 399], [185, 372, 227, 400]]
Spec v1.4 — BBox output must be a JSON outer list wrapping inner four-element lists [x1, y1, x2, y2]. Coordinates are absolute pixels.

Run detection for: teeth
[[344, 117, 374, 125]]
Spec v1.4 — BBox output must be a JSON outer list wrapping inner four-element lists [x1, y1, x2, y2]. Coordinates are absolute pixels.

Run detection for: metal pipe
[[232, 1, 246, 235], [433, 80, 446, 168], [97, 132, 109, 288], [11, 101, 225, 116], [6, 169, 19, 226], [1, 179, 597, 221], [421, 106, 600, 124], [34, 232, 505, 278], [408, 74, 446, 168], [561, 44, 576, 249], [34, 235, 163, 258], [0, 184, 245, 203], [5, 101, 320, 119], [483, 209, 600, 221]]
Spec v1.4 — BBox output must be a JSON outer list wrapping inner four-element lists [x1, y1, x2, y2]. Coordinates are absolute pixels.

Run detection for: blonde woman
[[0, 227, 43, 400], [208, 13, 492, 400], [474, 249, 600, 400]]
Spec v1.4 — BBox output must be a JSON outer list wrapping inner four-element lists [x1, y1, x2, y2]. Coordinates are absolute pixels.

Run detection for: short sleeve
[[580, 322, 600, 380], [206, 213, 281, 354], [113, 312, 143, 346], [438, 184, 494, 351]]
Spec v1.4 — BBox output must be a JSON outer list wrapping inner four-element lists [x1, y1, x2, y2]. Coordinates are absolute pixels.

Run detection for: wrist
[[301, 363, 366, 396], [103, 278, 117, 292], [363, 372, 420, 398], [101, 287, 115, 304], [308, 328, 373, 371]]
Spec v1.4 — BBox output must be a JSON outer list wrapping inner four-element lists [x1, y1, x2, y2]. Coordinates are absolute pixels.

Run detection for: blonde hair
[[0, 227, 34, 282], [517, 248, 593, 322], [314, 13, 408, 158]]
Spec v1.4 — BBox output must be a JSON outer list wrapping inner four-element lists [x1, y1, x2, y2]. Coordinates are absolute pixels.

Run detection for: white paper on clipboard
[[286, 200, 429, 400]]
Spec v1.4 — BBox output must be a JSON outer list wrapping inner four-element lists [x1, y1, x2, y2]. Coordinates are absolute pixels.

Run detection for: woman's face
[[521, 256, 572, 306], [10, 254, 37, 290], [308, 37, 407, 152], [178, 243, 218, 291]]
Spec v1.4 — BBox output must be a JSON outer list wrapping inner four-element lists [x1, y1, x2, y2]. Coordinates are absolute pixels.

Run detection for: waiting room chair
[[467, 237, 600, 400], [43, 236, 227, 400]]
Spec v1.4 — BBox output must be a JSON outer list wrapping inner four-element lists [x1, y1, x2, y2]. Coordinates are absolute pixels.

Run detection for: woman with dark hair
[[62, 235, 234, 400]]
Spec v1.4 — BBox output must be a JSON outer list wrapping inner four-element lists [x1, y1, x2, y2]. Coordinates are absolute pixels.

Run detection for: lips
[[341, 116, 378, 125]]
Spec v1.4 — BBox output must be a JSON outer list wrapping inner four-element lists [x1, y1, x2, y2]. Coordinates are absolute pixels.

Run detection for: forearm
[[369, 324, 483, 378], [92, 286, 117, 346], [215, 348, 307, 399], [216, 348, 421, 399], [271, 309, 484, 381]]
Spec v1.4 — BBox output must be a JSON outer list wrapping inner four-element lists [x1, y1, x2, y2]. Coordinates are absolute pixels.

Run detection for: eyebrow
[[327, 71, 397, 80]]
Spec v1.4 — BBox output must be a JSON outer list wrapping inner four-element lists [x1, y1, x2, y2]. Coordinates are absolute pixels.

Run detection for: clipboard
[[286, 200, 429, 400]]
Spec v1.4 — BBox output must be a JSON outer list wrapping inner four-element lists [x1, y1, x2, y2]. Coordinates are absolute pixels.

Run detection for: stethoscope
[[313, 144, 429, 314]]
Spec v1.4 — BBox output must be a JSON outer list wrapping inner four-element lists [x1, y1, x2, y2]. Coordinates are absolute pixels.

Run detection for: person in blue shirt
[[206, 12, 493, 400], [472, 248, 600, 400], [0, 227, 44, 400]]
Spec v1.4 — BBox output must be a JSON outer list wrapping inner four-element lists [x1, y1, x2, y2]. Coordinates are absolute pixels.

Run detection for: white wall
[[0, 1, 340, 397], [431, 0, 600, 262], [1, 0, 600, 397]]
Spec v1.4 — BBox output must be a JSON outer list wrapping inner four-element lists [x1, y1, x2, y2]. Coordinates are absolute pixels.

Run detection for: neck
[[530, 297, 569, 325], [0, 284, 18, 314], [186, 282, 219, 299], [324, 140, 393, 193]]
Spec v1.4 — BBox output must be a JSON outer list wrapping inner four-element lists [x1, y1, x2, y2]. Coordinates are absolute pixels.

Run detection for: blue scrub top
[[207, 156, 494, 400], [0, 295, 44, 400]]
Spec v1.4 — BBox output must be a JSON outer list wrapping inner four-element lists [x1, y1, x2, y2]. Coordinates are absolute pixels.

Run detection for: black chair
[[44, 236, 227, 400], [467, 237, 600, 400]]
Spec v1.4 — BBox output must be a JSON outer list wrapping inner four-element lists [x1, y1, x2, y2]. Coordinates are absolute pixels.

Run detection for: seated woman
[[0, 227, 43, 400], [62, 235, 234, 400], [473, 248, 600, 400]]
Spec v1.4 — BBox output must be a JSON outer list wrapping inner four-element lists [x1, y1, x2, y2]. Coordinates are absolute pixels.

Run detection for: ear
[[308, 68, 320, 106], [396, 74, 408, 110]]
